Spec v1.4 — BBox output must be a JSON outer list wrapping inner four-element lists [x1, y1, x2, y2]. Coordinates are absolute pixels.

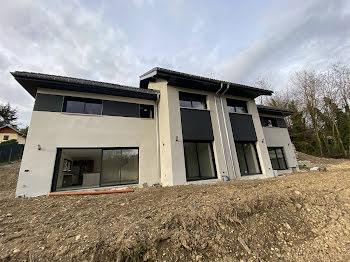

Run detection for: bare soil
[[1, 155, 350, 261]]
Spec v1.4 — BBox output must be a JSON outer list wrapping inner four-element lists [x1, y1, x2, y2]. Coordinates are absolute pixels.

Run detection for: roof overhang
[[140, 67, 273, 98], [257, 105, 294, 116], [11, 71, 159, 101]]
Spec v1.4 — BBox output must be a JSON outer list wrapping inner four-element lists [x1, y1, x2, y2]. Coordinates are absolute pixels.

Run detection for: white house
[[11, 67, 298, 197]]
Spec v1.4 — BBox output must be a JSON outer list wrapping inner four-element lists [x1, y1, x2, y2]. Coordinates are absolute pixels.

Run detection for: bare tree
[[291, 70, 324, 156]]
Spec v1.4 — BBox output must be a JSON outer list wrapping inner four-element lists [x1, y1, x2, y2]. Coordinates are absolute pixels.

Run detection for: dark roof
[[140, 67, 273, 98], [11, 71, 159, 101], [0, 124, 26, 137], [257, 105, 294, 116]]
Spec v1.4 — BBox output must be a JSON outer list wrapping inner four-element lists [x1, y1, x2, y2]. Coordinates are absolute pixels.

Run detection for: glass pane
[[227, 106, 236, 113], [101, 149, 122, 186], [268, 149, 280, 169], [184, 142, 200, 180], [120, 149, 139, 183], [192, 101, 205, 109], [276, 149, 287, 169], [197, 143, 216, 179], [244, 143, 261, 174], [85, 102, 102, 115], [180, 100, 192, 108], [235, 143, 249, 176], [235, 106, 247, 113], [66, 100, 84, 113]]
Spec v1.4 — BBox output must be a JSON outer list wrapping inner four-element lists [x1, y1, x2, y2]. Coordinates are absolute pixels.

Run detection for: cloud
[[217, 0, 350, 88], [0, 0, 146, 126]]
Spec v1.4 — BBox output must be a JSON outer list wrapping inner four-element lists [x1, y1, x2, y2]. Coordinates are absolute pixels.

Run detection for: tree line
[[257, 63, 350, 158]]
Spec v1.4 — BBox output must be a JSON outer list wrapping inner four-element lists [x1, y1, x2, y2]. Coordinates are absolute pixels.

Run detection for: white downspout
[[155, 93, 161, 183], [214, 83, 229, 179], [220, 83, 237, 179]]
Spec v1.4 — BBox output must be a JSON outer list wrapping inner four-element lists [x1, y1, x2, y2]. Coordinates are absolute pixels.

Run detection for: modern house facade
[[0, 124, 26, 144], [12, 68, 297, 197]]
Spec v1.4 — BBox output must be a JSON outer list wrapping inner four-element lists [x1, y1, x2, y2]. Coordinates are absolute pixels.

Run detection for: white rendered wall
[[16, 89, 158, 197], [262, 125, 298, 175]]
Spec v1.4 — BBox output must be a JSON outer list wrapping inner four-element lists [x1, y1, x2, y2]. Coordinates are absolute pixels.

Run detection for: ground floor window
[[52, 148, 139, 191], [268, 147, 288, 170], [183, 142, 217, 181], [235, 142, 261, 176]]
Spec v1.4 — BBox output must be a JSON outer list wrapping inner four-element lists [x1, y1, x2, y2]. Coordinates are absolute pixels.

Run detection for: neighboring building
[[11, 68, 298, 197], [0, 124, 26, 144]]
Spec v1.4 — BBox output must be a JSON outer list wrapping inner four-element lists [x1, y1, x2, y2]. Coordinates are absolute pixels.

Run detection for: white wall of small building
[[262, 123, 298, 175]]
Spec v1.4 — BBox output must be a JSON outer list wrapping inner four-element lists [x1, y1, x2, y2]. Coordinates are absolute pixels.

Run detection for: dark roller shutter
[[33, 93, 63, 112], [276, 118, 287, 128], [102, 100, 139, 117], [229, 114, 257, 142], [180, 108, 214, 141]]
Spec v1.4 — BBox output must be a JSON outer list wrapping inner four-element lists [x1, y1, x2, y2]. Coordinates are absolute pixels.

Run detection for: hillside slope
[[1, 158, 350, 261]]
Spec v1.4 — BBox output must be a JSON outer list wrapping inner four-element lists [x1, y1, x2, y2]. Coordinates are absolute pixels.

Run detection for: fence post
[[8, 147, 12, 163]]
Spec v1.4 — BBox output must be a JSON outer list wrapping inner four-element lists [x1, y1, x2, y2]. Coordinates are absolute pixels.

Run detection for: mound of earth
[[1, 161, 350, 261]]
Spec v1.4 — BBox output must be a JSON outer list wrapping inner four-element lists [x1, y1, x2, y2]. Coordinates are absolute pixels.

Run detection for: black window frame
[[227, 99, 248, 114], [179, 92, 207, 110], [183, 141, 217, 181], [268, 147, 288, 170], [63, 96, 102, 115], [235, 142, 262, 176], [3, 135, 9, 141]]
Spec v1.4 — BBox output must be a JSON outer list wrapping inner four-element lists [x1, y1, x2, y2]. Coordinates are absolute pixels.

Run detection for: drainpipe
[[220, 83, 237, 179], [214, 83, 229, 179], [155, 93, 161, 183]]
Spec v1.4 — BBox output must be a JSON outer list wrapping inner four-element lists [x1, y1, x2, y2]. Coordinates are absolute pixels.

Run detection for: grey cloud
[[217, 0, 350, 88]]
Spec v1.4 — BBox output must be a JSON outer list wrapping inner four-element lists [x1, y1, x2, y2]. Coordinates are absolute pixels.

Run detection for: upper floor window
[[179, 92, 207, 109], [3, 135, 9, 140], [140, 104, 154, 118], [63, 96, 102, 115], [227, 99, 248, 113]]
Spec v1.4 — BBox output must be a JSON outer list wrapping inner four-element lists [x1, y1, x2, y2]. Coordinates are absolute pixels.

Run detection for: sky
[[1, 0, 350, 127]]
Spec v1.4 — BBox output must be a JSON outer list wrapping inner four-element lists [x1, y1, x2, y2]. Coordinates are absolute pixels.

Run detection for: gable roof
[[140, 67, 273, 98], [0, 124, 26, 137], [11, 71, 160, 101], [257, 105, 294, 116]]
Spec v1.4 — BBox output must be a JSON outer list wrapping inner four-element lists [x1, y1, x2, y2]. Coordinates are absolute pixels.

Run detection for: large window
[[183, 142, 217, 181], [235, 142, 261, 176], [101, 148, 139, 186], [52, 148, 139, 192], [227, 99, 248, 113], [268, 147, 288, 170], [179, 92, 207, 109], [63, 96, 102, 115]]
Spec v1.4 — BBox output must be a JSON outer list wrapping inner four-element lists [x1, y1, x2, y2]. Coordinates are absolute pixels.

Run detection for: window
[[63, 97, 102, 115], [183, 142, 217, 181], [260, 116, 278, 127], [52, 148, 139, 192], [268, 147, 288, 170], [140, 104, 154, 118], [235, 142, 261, 176], [101, 148, 139, 186], [179, 92, 207, 109], [227, 99, 248, 113], [3, 135, 9, 141]]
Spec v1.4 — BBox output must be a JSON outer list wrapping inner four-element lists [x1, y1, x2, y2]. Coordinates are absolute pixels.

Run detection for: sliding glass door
[[100, 148, 139, 186]]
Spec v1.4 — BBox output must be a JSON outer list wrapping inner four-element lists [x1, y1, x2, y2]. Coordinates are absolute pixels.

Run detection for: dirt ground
[[1, 155, 350, 261]]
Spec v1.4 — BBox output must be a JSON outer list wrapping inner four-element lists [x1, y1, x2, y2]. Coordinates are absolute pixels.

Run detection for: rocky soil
[[1, 155, 350, 261]]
